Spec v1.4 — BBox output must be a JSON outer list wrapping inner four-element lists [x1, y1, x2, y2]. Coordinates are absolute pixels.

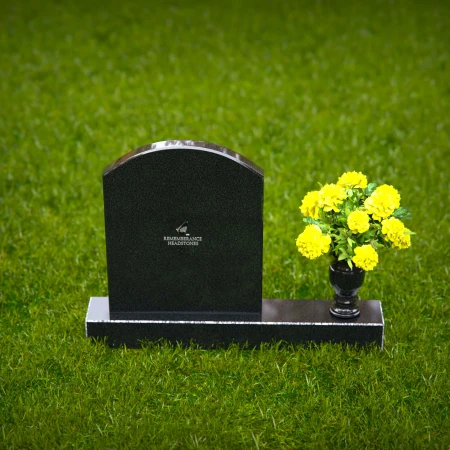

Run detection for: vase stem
[[330, 295, 360, 319], [329, 261, 364, 319]]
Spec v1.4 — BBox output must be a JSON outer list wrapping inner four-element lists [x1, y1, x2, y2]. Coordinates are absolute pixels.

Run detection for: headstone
[[86, 140, 384, 348], [102, 140, 263, 321]]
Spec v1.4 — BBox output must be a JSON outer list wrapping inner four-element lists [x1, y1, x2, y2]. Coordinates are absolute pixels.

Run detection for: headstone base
[[85, 297, 384, 348]]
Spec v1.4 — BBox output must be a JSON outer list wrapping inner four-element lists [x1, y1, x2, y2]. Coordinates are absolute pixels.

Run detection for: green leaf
[[363, 229, 376, 239], [303, 217, 320, 226], [393, 207, 412, 220], [366, 183, 377, 195]]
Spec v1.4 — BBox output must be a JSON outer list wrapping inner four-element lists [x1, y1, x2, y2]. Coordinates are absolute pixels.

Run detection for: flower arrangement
[[296, 171, 414, 271]]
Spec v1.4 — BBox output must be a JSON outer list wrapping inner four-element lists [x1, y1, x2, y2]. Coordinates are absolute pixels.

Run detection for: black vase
[[329, 260, 365, 319]]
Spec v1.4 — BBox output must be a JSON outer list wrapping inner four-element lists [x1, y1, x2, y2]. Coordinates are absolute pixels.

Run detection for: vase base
[[330, 297, 360, 319], [329, 307, 360, 319]]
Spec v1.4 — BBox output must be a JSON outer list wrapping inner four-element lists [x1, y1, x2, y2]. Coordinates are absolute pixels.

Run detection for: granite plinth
[[86, 297, 384, 348]]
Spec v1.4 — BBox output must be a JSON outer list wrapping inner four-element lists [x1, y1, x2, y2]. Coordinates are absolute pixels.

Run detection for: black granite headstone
[[86, 140, 384, 348], [103, 140, 263, 321]]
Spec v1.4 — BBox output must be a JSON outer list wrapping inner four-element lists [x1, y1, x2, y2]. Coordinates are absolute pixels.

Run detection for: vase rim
[[330, 260, 365, 273]]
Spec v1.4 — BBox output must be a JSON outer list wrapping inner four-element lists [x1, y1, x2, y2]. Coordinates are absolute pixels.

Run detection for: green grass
[[1, 0, 449, 448]]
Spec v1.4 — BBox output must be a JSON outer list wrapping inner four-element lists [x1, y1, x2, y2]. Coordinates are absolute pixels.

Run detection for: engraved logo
[[164, 221, 202, 246], [176, 221, 189, 236]]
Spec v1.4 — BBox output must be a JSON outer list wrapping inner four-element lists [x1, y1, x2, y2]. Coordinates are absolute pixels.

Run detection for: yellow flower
[[394, 228, 412, 249], [347, 210, 370, 234], [318, 184, 347, 213], [337, 171, 368, 189], [381, 217, 404, 240], [300, 190, 320, 219], [364, 184, 401, 221], [352, 245, 379, 271], [296, 225, 331, 259], [381, 217, 411, 249]]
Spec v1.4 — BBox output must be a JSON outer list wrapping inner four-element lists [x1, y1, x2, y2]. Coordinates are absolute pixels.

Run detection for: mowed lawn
[[1, 0, 449, 448]]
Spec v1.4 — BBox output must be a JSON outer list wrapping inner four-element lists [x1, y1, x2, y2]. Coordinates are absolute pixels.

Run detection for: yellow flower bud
[[364, 184, 401, 221], [381, 217, 411, 249], [337, 171, 368, 189], [300, 190, 320, 219], [347, 210, 370, 234], [318, 184, 346, 213], [352, 245, 379, 271], [296, 225, 331, 260]]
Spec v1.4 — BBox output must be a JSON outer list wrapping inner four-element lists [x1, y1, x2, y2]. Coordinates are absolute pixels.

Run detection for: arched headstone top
[[103, 140, 264, 177]]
